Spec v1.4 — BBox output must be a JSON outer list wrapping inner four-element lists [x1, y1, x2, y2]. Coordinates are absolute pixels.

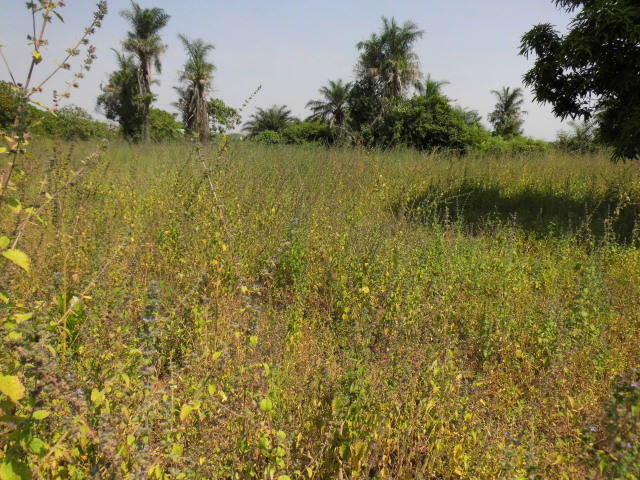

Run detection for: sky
[[1, 1, 576, 140]]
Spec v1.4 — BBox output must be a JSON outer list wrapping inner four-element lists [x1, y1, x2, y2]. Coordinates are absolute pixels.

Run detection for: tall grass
[[2, 141, 640, 479]]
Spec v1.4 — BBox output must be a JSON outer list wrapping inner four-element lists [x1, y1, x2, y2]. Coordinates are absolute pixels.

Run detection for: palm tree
[[305, 79, 352, 129], [488, 86, 527, 138], [242, 105, 296, 137], [120, 2, 170, 143], [97, 50, 144, 140], [356, 16, 424, 102], [175, 34, 216, 142], [422, 74, 450, 101]]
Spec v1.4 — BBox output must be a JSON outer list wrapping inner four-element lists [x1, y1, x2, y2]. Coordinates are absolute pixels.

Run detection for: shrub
[[282, 120, 333, 145], [31, 105, 113, 141], [253, 130, 283, 145], [150, 108, 184, 142]]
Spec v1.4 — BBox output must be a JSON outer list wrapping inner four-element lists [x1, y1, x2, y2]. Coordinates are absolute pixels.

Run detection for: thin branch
[[0, 48, 17, 85]]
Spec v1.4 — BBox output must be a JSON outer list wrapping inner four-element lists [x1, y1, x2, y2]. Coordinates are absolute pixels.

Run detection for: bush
[[282, 121, 333, 145], [370, 95, 488, 153], [31, 105, 113, 141], [253, 130, 283, 145], [474, 135, 550, 156], [150, 108, 184, 142]]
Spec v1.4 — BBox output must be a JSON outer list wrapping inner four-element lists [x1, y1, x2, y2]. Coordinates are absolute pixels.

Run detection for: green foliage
[[208, 98, 241, 134], [30, 105, 112, 141], [96, 51, 145, 140], [474, 135, 550, 157], [305, 79, 352, 130], [355, 16, 424, 102], [175, 35, 215, 142], [149, 108, 183, 142], [120, 1, 170, 143], [0, 82, 20, 131], [282, 121, 333, 145], [369, 93, 488, 152], [252, 130, 283, 145], [487, 86, 526, 138], [520, 0, 640, 160], [582, 370, 640, 479], [556, 120, 601, 154], [243, 105, 297, 137]]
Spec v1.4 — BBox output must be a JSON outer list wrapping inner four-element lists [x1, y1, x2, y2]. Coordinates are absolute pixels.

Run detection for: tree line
[[1, 0, 637, 158], [94, 5, 537, 153]]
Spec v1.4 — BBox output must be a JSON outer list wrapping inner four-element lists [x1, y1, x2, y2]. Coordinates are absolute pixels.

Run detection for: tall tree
[[520, 0, 640, 160], [487, 87, 526, 138], [97, 50, 144, 140], [305, 79, 352, 129], [120, 1, 170, 143], [421, 74, 450, 102], [175, 34, 216, 142], [242, 105, 295, 137], [355, 17, 424, 102]]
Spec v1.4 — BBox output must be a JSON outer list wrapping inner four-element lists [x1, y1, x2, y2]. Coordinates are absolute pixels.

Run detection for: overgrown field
[[3, 141, 640, 479]]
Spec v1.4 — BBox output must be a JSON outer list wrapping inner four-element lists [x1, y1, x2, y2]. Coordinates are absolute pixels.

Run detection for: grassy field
[[3, 140, 640, 479]]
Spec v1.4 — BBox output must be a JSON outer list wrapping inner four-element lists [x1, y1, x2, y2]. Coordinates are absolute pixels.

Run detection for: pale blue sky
[[1, 1, 575, 139]]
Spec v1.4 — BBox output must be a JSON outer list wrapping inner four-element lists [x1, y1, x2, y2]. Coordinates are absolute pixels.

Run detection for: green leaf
[[0, 291, 9, 304], [0, 237, 9, 250], [171, 443, 184, 457], [28, 437, 46, 456], [31, 51, 42, 65], [277, 476, 292, 480], [2, 249, 30, 273], [126, 435, 135, 446], [32, 410, 50, 420], [13, 313, 33, 323], [3, 197, 21, 214], [90, 388, 105, 405], [53, 11, 64, 23], [259, 397, 273, 413], [0, 375, 26, 403], [0, 459, 32, 480]]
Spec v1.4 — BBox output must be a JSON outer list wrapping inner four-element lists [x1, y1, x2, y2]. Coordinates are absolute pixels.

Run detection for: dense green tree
[[305, 79, 352, 130], [282, 121, 333, 145], [243, 105, 297, 137], [31, 105, 112, 140], [355, 17, 424, 102], [487, 87, 526, 138], [520, 0, 640, 160], [149, 108, 184, 142], [348, 17, 425, 143], [175, 35, 215, 142], [120, 1, 170, 143], [208, 98, 241, 134], [371, 94, 484, 153], [97, 51, 144, 140]]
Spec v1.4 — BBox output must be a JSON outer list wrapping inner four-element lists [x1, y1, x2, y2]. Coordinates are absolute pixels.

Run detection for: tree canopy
[[520, 0, 640, 160], [487, 87, 526, 138], [175, 34, 216, 142], [120, 1, 170, 143]]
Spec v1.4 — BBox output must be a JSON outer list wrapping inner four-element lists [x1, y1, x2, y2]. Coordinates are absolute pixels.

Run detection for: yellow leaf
[[32, 51, 42, 64], [453, 443, 463, 458], [179, 403, 194, 422], [0, 374, 26, 403], [2, 249, 30, 273]]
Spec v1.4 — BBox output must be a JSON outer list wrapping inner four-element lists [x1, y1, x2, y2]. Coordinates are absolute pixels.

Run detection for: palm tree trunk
[[195, 85, 209, 143], [141, 58, 152, 143]]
